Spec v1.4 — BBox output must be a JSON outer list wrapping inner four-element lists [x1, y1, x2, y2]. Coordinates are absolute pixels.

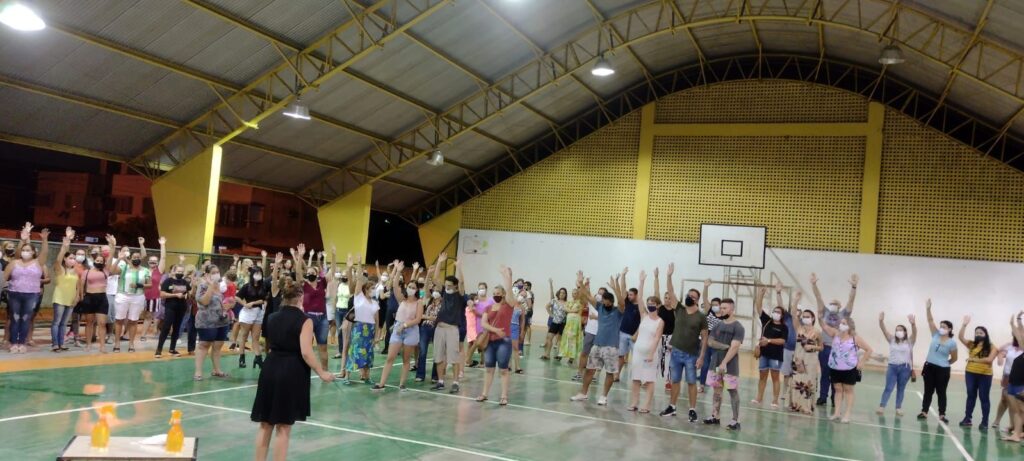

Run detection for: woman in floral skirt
[[790, 292, 822, 414]]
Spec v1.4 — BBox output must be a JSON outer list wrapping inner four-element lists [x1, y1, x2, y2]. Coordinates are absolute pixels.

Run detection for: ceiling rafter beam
[[125, 0, 452, 169], [581, 0, 663, 96], [182, 0, 510, 152], [925, 0, 996, 124], [298, 1, 1024, 205]]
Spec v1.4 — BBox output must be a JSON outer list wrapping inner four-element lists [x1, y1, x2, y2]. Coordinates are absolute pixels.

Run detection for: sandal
[[154, 353, 163, 359], [626, 406, 638, 412], [499, 397, 508, 406], [476, 395, 488, 402], [170, 350, 182, 357], [211, 371, 229, 378], [128, 347, 135, 353], [193, 375, 203, 381], [112, 347, 121, 353], [515, 369, 524, 374], [639, 409, 650, 414]]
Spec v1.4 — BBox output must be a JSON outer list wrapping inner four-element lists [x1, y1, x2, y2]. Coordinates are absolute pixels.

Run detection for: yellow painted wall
[[455, 80, 1024, 263], [151, 145, 222, 253], [418, 206, 462, 265], [318, 184, 372, 259]]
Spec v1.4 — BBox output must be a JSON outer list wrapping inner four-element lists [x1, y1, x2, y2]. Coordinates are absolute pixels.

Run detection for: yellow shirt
[[965, 343, 993, 375], [52, 271, 79, 307]]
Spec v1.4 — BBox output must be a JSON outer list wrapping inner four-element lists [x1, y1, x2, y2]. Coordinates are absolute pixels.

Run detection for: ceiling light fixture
[[591, 54, 614, 77], [426, 149, 444, 166], [282, 97, 310, 120], [0, 1, 45, 31], [878, 44, 905, 65]]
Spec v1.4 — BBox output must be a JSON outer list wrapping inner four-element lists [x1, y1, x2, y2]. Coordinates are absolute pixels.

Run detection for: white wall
[[459, 228, 1024, 373]]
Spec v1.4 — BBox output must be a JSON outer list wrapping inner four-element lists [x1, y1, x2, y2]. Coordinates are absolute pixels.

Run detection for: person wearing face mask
[[751, 286, 789, 409], [627, 293, 665, 414], [76, 235, 116, 353], [344, 253, 381, 384], [574, 286, 604, 382], [820, 317, 874, 423], [1, 240, 17, 347], [465, 282, 492, 368], [429, 252, 467, 393], [416, 281, 443, 383], [235, 267, 271, 369], [918, 299, 958, 422], [958, 316, 997, 428], [374, 261, 424, 391], [560, 284, 584, 367], [50, 229, 80, 352], [697, 279, 721, 394], [542, 282, 569, 361], [1, 223, 49, 354], [65, 247, 91, 347], [332, 263, 354, 364], [194, 264, 231, 380], [293, 245, 329, 370], [111, 242, 153, 353], [571, 269, 637, 406], [702, 298, 745, 431], [137, 237, 166, 343], [993, 335, 1023, 433], [476, 266, 520, 406], [156, 264, 191, 358], [790, 303, 822, 414], [660, 264, 708, 421], [876, 312, 917, 416], [810, 272, 859, 407]]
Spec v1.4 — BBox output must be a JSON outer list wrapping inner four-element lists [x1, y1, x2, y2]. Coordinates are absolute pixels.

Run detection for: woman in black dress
[[251, 274, 334, 461]]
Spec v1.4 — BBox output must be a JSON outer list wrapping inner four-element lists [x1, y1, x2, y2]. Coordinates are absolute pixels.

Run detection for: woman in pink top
[[140, 237, 167, 342], [821, 317, 874, 423], [476, 266, 518, 406], [76, 234, 119, 353], [1, 223, 50, 353]]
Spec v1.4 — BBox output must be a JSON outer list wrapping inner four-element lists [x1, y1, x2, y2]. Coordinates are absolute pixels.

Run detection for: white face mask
[[209, 274, 221, 283], [512, 287, 520, 295], [894, 330, 905, 339], [406, 287, 416, 296], [478, 289, 486, 297], [334, 272, 343, 279], [518, 295, 525, 302], [938, 327, 949, 336], [801, 317, 813, 325], [838, 324, 850, 333], [771, 313, 782, 322], [20, 250, 33, 260], [711, 305, 720, 314], [253, 274, 262, 282], [827, 303, 840, 312], [381, 275, 388, 282], [431, 291, 441, 299], [445, 288, 455, 295], [75, 255, 85, 263]]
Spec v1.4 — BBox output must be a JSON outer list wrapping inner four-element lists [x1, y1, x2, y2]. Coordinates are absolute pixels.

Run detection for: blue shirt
[[784, 312, 796, 351], [595, 306, 624, 347], [619, 301, 640, 335], [387, 291, 400, 314], [926, 333, 957, 367]]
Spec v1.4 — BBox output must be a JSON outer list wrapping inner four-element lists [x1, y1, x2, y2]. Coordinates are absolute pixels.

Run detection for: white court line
[[165, 397, 520, 461], [389, 384, 864, 461], [915, 391, 974, 461], [487, 369, 943, 437]]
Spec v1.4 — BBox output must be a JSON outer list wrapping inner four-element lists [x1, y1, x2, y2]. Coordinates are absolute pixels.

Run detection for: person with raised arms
[[702, 298, 744, 431]]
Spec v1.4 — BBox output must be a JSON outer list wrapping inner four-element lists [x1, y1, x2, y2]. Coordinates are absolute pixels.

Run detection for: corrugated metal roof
[[241, 114, 376, 166], [221, 144, 331, 191], [349, 35, 479, 109], [307, 73, 427, 139], [523, 78, 598, 124], [476, 104, 552, 148], [204, 0, 350, 47]]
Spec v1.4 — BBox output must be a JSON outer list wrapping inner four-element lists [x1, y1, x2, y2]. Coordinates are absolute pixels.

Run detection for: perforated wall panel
[[876, 111, 1024, 262], [655, 80, 868, 124], [646, 136, 866, 252], [461, 112, 641, 237]]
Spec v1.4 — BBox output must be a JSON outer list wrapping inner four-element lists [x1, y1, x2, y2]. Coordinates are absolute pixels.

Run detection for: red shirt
[[145, 268, 162, 301], [486, 302, 514, 341], [301, 277, 327, 314]]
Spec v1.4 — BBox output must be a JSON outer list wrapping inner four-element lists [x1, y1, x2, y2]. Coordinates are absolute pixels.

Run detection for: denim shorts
[[618, 331, 634, 357], [759, 355, 782, 371], [1009, 384, 1024, 402], [484, 337, 513, 370], [197, 325, 229, 342], [389, 325, 420, 346], [669, 348, 699, 384], [307, 312, 329, 345]]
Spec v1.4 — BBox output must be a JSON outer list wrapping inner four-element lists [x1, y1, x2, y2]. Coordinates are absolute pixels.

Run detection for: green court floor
[[0, 344, 1016, 461]]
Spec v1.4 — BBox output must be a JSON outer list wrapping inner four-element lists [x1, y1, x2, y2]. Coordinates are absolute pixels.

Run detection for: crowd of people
[[4, 222, 1024, 457]]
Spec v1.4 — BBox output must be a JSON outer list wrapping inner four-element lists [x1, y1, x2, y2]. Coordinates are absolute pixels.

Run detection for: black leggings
[[921, 362, 951, 415], [156, 305, 186, 354]]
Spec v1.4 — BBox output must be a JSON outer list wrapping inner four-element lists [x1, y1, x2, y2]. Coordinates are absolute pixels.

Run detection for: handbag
[[345, 308, 356, 323]]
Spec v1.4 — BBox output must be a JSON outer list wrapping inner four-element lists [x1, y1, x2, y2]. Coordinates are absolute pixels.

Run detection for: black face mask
[[306, 274, 317, 282], [3, 249, 14, 257], [684, 297, 695, 307], [175, 273, 184, 280], [94, 262, 105, 269], [492, 295, 503, 303], [131, 259, 141, 266], [975, 335, 986, 344]]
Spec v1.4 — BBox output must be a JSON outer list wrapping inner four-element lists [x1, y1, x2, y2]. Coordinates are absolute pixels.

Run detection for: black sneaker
[[688, 409, 698, 423], [917, 412, 928, 420], [659, 405, 677, 417], [431, 382, 445, 391], [816, 398, 827, 406], [571, 374, 582, 382], [450, 383, 460, 394], [371, 384, 385, 392], [727, 421, 741, 431], [959, 418, 972, 427], [939, 415, 949, 424], [703, 417, 720, 425]]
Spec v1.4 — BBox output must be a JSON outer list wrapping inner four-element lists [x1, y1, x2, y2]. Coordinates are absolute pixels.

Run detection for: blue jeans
[[669, 348, 699, 384], [819, 345, 836, 400], [306, 312, 328, 345], [880, 363, 912, 409], [50, 303, 73, 348], [485, 337, 513, 369], [8, 292, 40, 345], [698, 345, 714, 385], [965, 372, 993, 423], [417, 323, 435, 380]]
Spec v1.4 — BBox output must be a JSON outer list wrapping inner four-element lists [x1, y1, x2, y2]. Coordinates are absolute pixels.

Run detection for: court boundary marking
[[165, 397, 521, 461], [916, 391, 974, 461]]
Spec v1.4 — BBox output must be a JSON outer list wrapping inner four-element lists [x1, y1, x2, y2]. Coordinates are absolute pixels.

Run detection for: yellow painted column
[[632, 103, 655, 239], [858, 102, 885, 254], [151, 145, 222, 253], [418, 206, 462, 265], [318, 184, 373, 259]]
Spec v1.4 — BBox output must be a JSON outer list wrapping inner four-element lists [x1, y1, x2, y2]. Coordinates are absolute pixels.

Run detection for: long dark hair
[[974, 326, 992, 358]]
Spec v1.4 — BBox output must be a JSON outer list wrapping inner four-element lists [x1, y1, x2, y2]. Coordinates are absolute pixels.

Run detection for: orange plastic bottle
[[166, 409, 184, 453], [90, 405, 113, 450]]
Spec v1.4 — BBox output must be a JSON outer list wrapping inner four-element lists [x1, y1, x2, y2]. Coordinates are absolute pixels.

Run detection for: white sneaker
[[570, 393, 589, 402], [597, 396, 608, 406]]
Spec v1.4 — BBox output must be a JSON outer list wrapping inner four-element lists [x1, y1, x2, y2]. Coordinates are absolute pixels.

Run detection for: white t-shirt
[[106, 273, 119, 296], [353, 293, 379, 324], [1005, 346, 1023, 376], [584, 303, 600, 335]]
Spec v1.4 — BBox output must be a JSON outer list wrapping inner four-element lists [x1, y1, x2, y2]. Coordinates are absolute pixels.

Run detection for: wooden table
[[57, 436, 198, 460]]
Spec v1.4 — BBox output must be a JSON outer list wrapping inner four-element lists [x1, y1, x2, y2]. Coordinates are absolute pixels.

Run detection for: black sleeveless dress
[[251, 306, 310, 425]]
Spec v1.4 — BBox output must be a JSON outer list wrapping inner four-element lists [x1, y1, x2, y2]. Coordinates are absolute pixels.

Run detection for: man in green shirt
[[659, 263, 708, 422]]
